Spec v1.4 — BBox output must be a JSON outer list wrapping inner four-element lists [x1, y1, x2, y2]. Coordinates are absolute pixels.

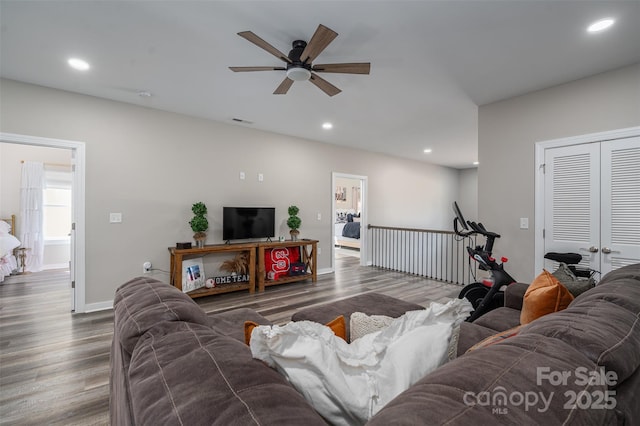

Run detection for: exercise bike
[[453, 202, 516, 322]]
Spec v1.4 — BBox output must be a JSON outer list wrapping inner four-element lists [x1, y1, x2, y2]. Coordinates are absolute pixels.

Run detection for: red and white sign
[[265, 247, 300, 280]]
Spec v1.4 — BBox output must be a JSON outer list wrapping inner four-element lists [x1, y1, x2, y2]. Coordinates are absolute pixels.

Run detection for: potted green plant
[[189, 202, 208, 248], [287, 205, 302, 241]]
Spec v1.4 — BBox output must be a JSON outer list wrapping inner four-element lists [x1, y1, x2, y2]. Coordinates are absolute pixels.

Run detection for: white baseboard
[[43, 263, 69, 271], [81, 300, 113, 313], [318, 267, 334, 275]]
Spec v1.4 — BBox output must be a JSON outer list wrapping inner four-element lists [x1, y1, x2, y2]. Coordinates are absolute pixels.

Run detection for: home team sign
[[213, 274, 250, 285]]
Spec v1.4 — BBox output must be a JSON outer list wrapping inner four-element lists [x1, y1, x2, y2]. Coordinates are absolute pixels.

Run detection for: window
[[43, 170, 72, 241]]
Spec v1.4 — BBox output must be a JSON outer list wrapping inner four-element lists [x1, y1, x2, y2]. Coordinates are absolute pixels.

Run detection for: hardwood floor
[[0, 256, 461, 425]]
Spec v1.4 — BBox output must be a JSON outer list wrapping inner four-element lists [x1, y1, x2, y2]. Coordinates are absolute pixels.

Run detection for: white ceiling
[[1, 1, 639, 169]]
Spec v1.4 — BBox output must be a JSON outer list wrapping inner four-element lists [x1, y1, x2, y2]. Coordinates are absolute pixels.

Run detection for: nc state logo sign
[[271, 248, 291, 273]]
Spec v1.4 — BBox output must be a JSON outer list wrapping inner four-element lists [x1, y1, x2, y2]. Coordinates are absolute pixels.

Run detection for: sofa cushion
[[114, 277, 211, 354], [504, 282, 528, 310], [128, 321, 327, 426], [466, 325, 523, 353], [571, 268, 640, 315], [456, 321, 499, 354], [473, 306, 522, 332], [520, 270, 574, 324], [368, 333, 616, 425], [523, 296, 640, 385], [208, 307, 272, 342]]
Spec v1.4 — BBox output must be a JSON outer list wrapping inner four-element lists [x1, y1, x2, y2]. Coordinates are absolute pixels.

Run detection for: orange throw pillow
[[520, 270, 574, 324], [325, 315, 347, 341], [244, 315, 347, 345]]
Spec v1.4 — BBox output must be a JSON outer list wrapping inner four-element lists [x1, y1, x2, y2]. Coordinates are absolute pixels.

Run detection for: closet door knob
[[580, 246, 599, 253]]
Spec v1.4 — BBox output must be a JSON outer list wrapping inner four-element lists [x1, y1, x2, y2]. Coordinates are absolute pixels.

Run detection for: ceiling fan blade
[[309, 73, 341, 97], [229, 66, 286, 72], [237, 31, 292, 64], [273, 77, 294, 95], [300, 24, 338, 64], [312, 63, 371, 75]]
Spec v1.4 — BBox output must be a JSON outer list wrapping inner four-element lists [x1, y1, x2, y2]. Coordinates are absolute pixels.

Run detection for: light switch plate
[[520, 217, 529, 229], [110, 213, 122, 223]]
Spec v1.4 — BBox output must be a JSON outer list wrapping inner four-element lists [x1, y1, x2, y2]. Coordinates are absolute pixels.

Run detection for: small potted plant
[[189, 202, 208, 248], [287, 205, 302, 241]]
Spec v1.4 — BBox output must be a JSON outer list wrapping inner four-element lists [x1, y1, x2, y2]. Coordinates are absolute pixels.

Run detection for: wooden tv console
[[169, 239, 318, 298]]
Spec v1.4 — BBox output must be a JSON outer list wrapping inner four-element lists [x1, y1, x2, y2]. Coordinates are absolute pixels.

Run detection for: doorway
[[535, 127, 640, 278], [331, 172, 367, 271], [0, 132, 85, 312]]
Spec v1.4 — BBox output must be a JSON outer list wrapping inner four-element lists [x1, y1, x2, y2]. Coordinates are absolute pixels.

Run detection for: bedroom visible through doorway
[[331, 172, 367, 270], [0, 133, 86, 313]]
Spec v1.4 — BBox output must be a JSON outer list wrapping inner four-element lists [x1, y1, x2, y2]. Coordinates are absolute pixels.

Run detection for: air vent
[[232, 118, 253, 124]]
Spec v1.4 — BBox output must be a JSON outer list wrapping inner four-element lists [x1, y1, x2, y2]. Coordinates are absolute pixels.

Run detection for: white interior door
[[600, 136, 640, 274], [69, 150, 77, 311], [543, 136, 640, 277]]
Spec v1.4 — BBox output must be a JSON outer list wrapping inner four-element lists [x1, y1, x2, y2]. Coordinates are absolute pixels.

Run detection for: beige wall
[[457, 168, 478, 222], [478, 64, 640, 283], [0, 78, 463, 307]]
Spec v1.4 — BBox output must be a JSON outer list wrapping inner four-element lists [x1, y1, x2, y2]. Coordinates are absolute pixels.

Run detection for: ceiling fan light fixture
[[286, 67, 311, 81]]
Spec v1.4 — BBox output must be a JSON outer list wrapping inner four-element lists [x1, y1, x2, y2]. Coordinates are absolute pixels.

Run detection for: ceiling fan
[[229, 24, 370, 97]]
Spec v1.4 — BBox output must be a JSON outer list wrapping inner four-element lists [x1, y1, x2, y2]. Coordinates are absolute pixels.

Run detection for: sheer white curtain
[[20, 161, 45, 272]]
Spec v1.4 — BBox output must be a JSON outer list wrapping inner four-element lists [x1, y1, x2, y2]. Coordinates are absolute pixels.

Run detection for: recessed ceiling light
[[322, 122, 333, 130], [423, 148, 432, 154], [587, 18, 615, 33], [473, 161, 479, 166], [137, 91, 152, 97], [67, 58, 90, 71]]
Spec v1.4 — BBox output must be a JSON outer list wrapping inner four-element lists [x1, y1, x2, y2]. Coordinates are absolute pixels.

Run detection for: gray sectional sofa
[[110, 264, 640, 425]]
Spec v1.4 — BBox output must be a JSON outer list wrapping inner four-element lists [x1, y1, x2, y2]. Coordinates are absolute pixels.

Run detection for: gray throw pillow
[[552, 263, 595, 297]]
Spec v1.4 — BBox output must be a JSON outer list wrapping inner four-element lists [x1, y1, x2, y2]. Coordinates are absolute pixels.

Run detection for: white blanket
[[250, 298, 472, 425]]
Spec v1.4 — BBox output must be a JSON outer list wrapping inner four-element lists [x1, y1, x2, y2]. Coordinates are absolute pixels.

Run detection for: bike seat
[[544, 252, 582, 265]]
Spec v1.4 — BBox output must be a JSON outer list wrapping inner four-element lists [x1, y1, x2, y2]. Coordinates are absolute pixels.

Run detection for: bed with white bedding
[[1, 215, 20, 282], [334, 209, 361, 249]]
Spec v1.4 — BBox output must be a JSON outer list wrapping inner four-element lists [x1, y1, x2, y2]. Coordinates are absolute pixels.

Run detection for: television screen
[[223, 207, 275, 241]]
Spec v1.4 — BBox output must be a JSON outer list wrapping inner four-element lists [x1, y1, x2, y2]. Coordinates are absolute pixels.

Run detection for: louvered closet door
[[544, 137, 640, 277], [544, 143, 600, 273], [600, 137, 640, 274]]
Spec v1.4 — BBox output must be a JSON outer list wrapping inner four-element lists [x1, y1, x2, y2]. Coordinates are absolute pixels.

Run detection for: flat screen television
[[223, 207, 275, 241]]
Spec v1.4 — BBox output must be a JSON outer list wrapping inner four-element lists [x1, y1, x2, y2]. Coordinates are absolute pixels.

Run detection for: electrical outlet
[[317, 212, 322, 221], [258, 173, 264, 182], [143, 261, 152, 273], [239, 171, 245, 180], [317, 247, 322, 255]]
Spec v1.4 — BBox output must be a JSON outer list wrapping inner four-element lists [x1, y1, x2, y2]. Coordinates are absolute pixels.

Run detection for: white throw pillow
[[250, 298, 472, 426], [350, 311, 394, 341], [0, 235, 21, 257], [0, 220, 11, 236]]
